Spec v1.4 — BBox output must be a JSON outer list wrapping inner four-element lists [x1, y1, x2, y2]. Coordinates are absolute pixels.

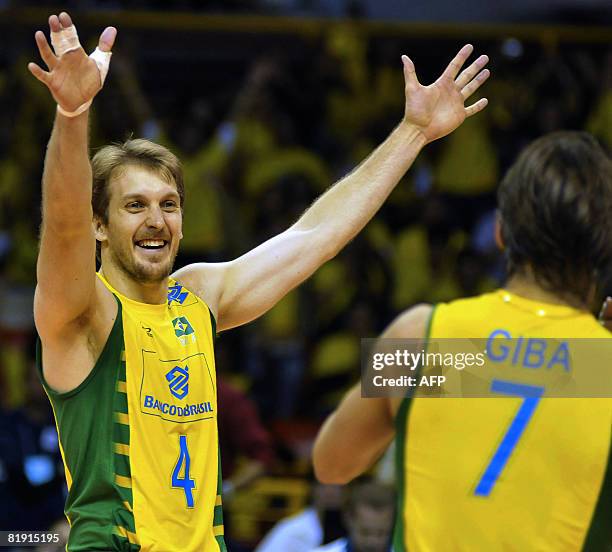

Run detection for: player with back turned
[[28, 11, 490, 552], [314, 131, 612, 551]]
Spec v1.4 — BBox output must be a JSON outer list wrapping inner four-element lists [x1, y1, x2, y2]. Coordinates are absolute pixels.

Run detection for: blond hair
[[91, 138, 184, 224]]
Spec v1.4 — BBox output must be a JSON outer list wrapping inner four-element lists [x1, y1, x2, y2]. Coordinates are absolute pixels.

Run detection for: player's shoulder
[[37, 277, 119, 394], [171, 262, 226, 321], [166, 275, 218, 334], [432, 290, 500, 324], [36, 274, 117, 342], [582, 318, 612, 339], [383, 303, 433, 339], [166, 276, 202, 305], [436, 290, 500, 311]]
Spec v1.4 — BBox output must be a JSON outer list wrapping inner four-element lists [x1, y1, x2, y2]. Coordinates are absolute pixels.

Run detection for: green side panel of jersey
[[215, 448, 227, 551], [36, 299, 139, 552], [583, 434, 612, 551], [392, 306, 436, 552]]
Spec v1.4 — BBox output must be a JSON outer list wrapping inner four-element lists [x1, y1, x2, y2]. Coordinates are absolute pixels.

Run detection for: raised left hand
[[401, 44, 490, 143]]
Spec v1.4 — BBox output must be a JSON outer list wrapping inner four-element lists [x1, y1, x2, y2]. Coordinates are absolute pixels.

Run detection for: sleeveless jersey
[[393, 290, 611, 551], [37, 274, 226, 551]]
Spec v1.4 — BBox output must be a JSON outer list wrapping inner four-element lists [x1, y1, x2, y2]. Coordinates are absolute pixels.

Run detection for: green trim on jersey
[[209, 307, 217, 340], [582, 431, 612, 551], [392, 305, 436, 552], [36, 299, 139, 551], [211, 305, 224, 549], [392, 397, 410, 552], [215, 448, 227, 551]]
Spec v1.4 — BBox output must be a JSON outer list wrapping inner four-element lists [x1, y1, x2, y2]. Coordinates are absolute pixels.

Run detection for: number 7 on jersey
[[475, 380, 544, 497]]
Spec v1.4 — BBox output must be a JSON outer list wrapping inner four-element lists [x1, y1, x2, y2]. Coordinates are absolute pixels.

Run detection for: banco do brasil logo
[[166, 365, 189, 400]]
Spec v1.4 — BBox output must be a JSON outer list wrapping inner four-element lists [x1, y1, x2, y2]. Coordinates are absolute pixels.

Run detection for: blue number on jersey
[[172, 435, 195, 507], [475, 380, 544, 497]]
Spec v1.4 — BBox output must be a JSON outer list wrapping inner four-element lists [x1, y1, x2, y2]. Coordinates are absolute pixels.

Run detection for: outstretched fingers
[[34, 30, 57, 70], [48, 14, 61, 33], [461, 68, 490, 99], [57, 11, 116, 53], [27, 62, 51, 86], [451, 47, 490, 115], [402, 54, 420, 88], [98, 26, 117, 52], [442, 44, 474, 80], [455, 54, 488, 89], [58, 11, 73, 29], [465, 98, 488, 118]]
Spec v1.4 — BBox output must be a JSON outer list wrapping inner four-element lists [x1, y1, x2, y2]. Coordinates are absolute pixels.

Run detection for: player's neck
[[504, 272, 590, 311], [100, 264, 169, 305]]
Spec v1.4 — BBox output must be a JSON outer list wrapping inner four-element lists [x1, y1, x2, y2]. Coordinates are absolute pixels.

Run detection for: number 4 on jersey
[[172, 434, 195, 508]]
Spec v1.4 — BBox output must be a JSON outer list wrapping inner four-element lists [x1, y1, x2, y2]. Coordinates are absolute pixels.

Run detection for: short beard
[[112, 245, 176, 284]]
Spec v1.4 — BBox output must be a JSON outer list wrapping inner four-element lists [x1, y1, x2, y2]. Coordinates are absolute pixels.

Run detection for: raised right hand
[[28, 12, 116, 113]]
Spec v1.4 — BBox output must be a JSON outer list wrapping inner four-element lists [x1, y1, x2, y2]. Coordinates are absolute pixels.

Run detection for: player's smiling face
[[99, 164, 183, 284]]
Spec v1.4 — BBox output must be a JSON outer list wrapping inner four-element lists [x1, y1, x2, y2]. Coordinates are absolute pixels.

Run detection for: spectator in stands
[[0, 362, 65, 532], [218, 377, 275, 498], [256, 478, 344, 552], [311, 479, 395, 552]]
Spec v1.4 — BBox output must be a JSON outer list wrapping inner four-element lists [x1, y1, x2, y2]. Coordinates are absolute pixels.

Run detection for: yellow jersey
[[393, 290, 611, 551], [37, 274, 226, 551]]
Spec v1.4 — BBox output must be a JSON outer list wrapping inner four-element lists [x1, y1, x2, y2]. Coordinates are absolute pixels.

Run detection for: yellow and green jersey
[[37, 274, 226, 551], [393, 290, 611, 551]]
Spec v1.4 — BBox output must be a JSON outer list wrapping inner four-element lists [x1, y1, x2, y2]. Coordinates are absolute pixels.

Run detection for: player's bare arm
[[30, 12, 117, 391], [174, 45, 489, 331], [313, 304, 432, 485]]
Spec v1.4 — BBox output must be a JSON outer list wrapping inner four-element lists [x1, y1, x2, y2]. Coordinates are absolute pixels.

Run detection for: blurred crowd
[[0, 12, 611, 550], [2, 0, 366, 16]]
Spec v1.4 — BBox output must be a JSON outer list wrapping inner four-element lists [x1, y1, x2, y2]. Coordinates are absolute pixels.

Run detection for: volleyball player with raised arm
[[29, 12, 489, 551], [314, 132, 612, 551]]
